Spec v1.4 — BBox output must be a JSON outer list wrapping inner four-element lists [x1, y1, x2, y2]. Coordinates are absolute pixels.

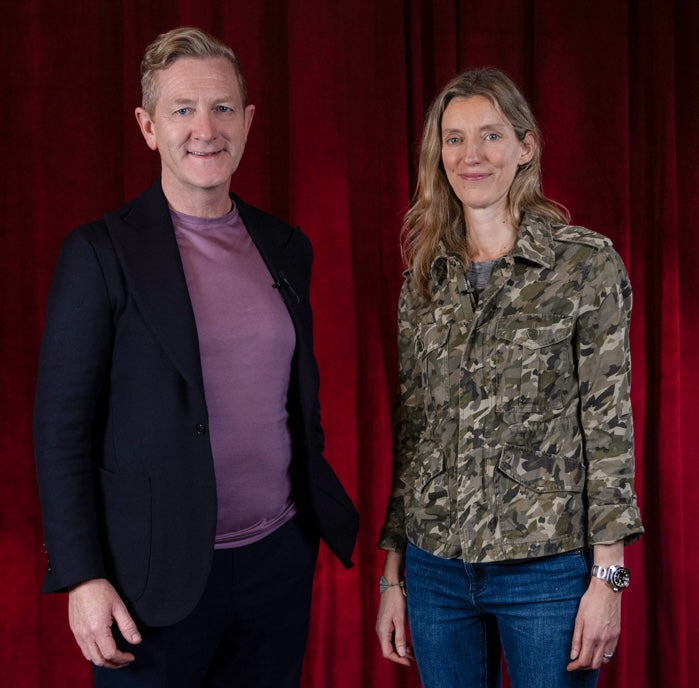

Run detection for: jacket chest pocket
[[495, 315, 575, 414], [416, 322, 451, 428]]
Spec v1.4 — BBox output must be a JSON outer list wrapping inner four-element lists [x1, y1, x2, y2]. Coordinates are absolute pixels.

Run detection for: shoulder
[[233, 195, 309, 251], [547, 222, 632, 311], [550, 222, 612, 250], [522, 216, 630, 299], [59, 219, 113, 261], [398, 269, 433, 319], [547, 220, 626, 279]]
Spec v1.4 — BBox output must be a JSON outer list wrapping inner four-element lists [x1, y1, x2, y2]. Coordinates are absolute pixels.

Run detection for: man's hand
[[68, 578, 141, 669]]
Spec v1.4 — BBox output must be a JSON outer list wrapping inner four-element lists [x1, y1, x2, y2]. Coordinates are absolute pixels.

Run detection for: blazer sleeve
[[33, 225, 115, 591]]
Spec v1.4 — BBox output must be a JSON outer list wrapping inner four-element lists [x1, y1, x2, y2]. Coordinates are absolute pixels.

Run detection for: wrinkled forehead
[[152, 56, 243, 103]]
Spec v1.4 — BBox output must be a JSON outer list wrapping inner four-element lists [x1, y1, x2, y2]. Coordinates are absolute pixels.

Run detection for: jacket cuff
[[587, 502, 644, 546]]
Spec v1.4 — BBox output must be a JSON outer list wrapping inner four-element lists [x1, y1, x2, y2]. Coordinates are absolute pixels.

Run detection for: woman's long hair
[[403, 68, 569, 299]]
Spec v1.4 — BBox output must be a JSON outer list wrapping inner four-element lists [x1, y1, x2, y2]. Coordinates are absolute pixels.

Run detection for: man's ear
[[243, 104, 255, 141], [135, 108, 158, 151]]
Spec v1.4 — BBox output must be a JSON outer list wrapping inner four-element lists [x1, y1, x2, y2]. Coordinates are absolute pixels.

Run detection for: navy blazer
[[33, 181, 358, 626]]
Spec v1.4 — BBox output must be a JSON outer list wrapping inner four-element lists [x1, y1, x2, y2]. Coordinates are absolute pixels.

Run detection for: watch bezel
[[592, 563, 631, 591], [609, 565, 631, 590]]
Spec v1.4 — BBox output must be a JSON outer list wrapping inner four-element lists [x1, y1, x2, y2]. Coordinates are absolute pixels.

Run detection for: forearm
[[593, 541, 624, 567], [381, 550, 405, 582]]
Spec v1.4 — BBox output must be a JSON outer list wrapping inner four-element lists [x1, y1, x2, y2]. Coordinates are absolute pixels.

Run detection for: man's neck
[[162, 181, 233, 219]]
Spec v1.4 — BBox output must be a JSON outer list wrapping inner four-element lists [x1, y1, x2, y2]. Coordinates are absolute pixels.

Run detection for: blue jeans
[[405, 543, 599, 688]]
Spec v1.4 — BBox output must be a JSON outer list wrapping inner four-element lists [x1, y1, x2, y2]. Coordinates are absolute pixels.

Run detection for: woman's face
[[440, 95, 534, 219]]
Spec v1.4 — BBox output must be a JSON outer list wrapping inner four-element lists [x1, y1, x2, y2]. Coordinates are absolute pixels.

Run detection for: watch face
[[611, 567, 630, 589]]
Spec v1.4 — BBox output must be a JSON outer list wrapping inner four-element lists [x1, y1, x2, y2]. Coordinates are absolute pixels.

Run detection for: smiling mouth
[[459, 173, 490, 181], [189, 150, 223, 157]]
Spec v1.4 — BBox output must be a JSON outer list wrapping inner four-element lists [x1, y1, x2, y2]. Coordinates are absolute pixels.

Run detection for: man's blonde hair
[[140, 26, 248, 113]]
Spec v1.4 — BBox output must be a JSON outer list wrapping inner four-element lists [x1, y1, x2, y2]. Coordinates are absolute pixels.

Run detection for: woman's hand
[[376, 550, 413, 666], [566, 580, 621, 671], [376, 586, 413, 666], [567, 542, 624, 671]]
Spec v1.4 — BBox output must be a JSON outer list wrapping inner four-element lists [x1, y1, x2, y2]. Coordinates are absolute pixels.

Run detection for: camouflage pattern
[[379, 215, 644, 562]]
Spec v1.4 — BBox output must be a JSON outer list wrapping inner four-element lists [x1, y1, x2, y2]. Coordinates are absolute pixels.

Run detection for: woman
[[376, 68, 643, 688]]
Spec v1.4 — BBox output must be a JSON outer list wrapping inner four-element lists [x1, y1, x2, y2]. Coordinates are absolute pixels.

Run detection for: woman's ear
[[519, 131, 537, 165]]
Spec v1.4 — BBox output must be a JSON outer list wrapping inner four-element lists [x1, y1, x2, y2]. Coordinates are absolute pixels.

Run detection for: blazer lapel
[[104, 181, 204, 391], [235, 196, 301, 311]]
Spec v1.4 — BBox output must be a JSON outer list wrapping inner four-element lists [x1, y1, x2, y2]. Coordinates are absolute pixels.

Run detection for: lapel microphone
[[273, 271, 301, 305]]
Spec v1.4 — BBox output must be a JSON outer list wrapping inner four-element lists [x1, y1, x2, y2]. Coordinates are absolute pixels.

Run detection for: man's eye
[[175, 108, 191, 116], [485, 133, 500, 141], [216, 106, 232, 113]]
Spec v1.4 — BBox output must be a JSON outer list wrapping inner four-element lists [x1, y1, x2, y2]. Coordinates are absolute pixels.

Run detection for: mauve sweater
[[172, 205, 296, 548]]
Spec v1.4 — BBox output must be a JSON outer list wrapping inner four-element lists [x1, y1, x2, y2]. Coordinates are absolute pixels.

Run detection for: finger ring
[[603, 652, 614, 660]]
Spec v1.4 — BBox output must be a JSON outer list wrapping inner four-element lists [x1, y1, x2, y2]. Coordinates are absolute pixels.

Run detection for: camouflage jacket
[[379, 215, 644, 562]]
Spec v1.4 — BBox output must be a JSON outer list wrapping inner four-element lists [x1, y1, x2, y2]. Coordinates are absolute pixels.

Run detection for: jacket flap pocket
[[497, 315, 574, 350], [498, 445, 584, 493]]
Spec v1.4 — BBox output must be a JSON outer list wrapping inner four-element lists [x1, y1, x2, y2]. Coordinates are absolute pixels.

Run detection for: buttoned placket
[[444, 255, 515, 560]]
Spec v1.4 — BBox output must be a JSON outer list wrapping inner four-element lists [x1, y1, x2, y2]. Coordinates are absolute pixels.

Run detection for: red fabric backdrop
[[1, 1, 697, 686]]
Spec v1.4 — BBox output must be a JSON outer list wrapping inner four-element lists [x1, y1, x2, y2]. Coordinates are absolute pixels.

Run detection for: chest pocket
[[416, 322, 451, 428], [495, 315, 575, 414]]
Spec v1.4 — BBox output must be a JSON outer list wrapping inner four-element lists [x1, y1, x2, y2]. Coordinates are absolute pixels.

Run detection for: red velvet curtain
[[2, 1, 696, 686]]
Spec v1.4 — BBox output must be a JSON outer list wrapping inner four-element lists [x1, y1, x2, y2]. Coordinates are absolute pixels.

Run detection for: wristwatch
[[591, 564, 631, 592]]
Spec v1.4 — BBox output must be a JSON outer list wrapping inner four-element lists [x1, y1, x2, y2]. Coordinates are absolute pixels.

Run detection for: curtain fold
[[1, 2, 695, 686]]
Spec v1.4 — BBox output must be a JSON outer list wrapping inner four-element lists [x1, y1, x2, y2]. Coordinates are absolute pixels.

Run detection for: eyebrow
[[442, 123, 509, 135], [169, 96, 235, 107], [170, 98, 196, 107]]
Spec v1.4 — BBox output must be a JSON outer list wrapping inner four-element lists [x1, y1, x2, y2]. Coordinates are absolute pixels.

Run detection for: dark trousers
[[93, 515, 319, 688]]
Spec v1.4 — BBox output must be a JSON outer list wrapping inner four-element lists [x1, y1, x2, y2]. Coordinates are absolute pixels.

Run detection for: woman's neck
[[464, 207, 518, 262]]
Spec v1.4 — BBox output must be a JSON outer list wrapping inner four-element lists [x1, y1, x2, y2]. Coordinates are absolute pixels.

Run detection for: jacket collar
[[511, 214, 556, 269], [429, 212, 556, 285]]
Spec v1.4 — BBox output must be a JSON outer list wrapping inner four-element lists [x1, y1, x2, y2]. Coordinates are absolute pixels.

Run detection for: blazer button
[[195, 423, 207, 435]]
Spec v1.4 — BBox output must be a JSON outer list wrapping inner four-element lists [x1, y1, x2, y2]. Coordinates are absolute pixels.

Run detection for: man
[[33, 27, 358, 687]]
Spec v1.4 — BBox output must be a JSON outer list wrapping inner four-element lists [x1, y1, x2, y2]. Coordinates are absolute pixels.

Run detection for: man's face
[[135, 56, 254, 210]]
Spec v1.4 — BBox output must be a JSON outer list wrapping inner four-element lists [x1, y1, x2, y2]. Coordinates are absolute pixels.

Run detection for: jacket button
[[527, 328, 539, 340], [195, 423, 207, 435]]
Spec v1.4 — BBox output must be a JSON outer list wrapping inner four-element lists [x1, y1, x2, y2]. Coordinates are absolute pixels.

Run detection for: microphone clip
[[273, 271, 301, 305]]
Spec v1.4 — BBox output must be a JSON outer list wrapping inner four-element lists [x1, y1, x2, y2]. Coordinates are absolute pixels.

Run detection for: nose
[[193, 110, 216, 141], [462, 138, 481, 164]]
